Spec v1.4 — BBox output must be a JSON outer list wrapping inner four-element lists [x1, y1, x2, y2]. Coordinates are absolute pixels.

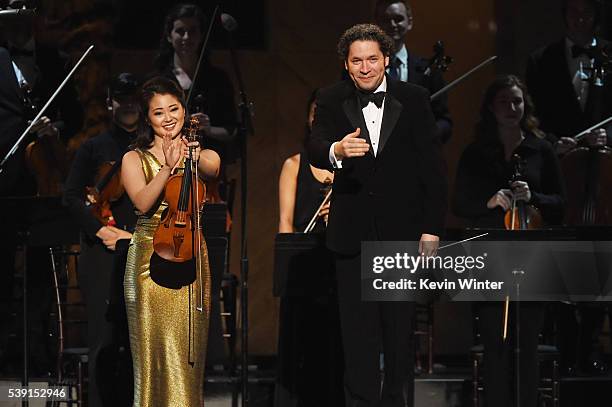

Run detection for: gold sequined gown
[[124, 149, 211, 407]]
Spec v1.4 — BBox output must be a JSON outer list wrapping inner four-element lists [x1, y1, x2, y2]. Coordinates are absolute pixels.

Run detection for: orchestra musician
[[120, 76, 219, 407], [62, 72, 139, 407], [526, 0, 611, 154], [374, 0, 453, 143], [525, 0, 612, 375], [279, 90, 333, 234], [307, 24, 447, 407], [453, 75, 565, 407], [0, 4, 83, 375], [276, 90, 343, 406], [153, 3, 237, 177]]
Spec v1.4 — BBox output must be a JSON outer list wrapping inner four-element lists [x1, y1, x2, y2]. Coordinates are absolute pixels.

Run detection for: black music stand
[[273, 233, 344, 407], [1, 196, 79, 407]]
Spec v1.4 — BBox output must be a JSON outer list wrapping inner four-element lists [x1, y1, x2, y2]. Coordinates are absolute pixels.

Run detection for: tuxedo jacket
[[525, 38, 612, 143], [407, 53, 452, 143], [307, 77, 447, 255]]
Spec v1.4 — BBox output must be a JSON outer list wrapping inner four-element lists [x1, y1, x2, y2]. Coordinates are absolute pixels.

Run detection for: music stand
[[1, 196, 79, 406]]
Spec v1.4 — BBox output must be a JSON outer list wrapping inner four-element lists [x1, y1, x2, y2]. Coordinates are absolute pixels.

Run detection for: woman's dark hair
[[302, 88, 319, 148], [154, 3, 207, 71], [475, 74, 543, 151], [132, 76, 187, 149]]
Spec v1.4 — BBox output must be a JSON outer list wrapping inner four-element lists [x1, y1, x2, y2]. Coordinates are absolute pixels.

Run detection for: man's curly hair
[[337, 24, 394, 61]]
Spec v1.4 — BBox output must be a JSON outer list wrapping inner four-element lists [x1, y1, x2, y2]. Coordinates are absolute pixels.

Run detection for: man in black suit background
[[525, 0, 611, 376], [526, 0, 611, 154], [0, 8, 83, 375], [374, 0, 452, 144], [307, 23, 447, 407]]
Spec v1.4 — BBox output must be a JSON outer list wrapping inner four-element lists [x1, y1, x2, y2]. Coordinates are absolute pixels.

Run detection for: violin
[[85, 160, 124, 226], [23, 84, 70, 196], [153, 116, 206, 263], [503, 154, 543, 230]]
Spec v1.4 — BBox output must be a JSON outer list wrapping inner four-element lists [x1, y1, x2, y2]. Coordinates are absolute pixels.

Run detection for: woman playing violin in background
[[453, 75, 565, 228], [279, 90, 334, 233], [121, 76, 219, 407], [453, 75, 565, 407]]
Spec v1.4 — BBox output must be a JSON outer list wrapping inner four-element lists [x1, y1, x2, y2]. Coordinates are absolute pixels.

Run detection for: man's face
[[112, 94, 140, 131], [376, 2, 412, 43], [565, 0, 596, 44], [345, 40, 389, 92]]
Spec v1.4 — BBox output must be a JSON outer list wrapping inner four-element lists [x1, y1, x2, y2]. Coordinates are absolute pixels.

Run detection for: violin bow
[[186, 5, 220, 108], [0, 45, 95, 175], [303, 187, 333, 234], [573, 115, 612, 142], [430, 55, 497, 101]]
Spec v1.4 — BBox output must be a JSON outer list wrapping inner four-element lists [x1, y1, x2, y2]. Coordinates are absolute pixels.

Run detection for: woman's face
[[490, 85, 524, 129], [167, 17, 202, 56], [147, 93, 185, 139]]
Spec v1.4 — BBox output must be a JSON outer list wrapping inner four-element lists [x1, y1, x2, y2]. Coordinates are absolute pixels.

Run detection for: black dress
[[453, 132, 565, 407], [293, 151, 332, 233]]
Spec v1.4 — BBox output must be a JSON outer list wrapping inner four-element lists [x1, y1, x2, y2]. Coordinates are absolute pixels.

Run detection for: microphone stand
[[223, 15, 253, 407]]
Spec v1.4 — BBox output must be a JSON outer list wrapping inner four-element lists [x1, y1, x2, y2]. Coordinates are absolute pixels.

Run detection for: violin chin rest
[[149, 252, 196, 289]]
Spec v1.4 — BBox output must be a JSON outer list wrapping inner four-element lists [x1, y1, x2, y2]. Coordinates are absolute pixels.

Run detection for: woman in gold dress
[[121, 76, 220, 406]]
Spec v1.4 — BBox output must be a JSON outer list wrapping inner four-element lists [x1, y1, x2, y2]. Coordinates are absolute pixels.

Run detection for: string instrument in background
[[423, 40, 453, 77], [22, 84, 70, 196], [561, 118, 612, 226], [504, 154, 543, 230], [85, 160, 124, 226]]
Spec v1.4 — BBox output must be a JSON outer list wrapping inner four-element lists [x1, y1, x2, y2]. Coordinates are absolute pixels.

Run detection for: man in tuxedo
[[307, 24, 447, 407], [525, 0, 612, 376], [374, 0, 452, 143], [526, 0, 611, 154], [0, 8, 83, 375]]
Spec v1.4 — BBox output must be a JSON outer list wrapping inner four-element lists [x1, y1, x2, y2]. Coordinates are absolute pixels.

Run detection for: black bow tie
[[571, 44, 593, 58], [9, 47, 34, 58], [358, 91, 386, 108]]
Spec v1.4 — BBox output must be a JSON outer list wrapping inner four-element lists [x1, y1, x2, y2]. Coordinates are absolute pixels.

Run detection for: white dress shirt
[[329, 77, 387, 168], [565, 37, 596, 111], [388, 44, 408, 82]]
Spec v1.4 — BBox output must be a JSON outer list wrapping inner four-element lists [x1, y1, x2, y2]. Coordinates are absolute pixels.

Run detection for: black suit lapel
[[550, 40, 585, 119], [0, 48, 24, 106], [342, 94, 375, 158], [407, 52, 423, 85], [378, 88, 401, 154]]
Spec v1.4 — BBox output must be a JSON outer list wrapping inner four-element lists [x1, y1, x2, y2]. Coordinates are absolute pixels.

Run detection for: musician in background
[[153, 3, 237, 168], [279, 90, 334, 234], [525, 0, 612, 376], [453, 75, 565, 407], [526, 0, 611, 155], [0, 4, 83, 375], [63, 72, 138, 407], [276, 91, 343, 407], [374, 0, 452, 143]]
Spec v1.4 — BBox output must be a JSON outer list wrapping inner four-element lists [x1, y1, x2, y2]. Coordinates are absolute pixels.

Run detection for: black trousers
[[335, 253, 415, 407], [479, 302, 545, 407]]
